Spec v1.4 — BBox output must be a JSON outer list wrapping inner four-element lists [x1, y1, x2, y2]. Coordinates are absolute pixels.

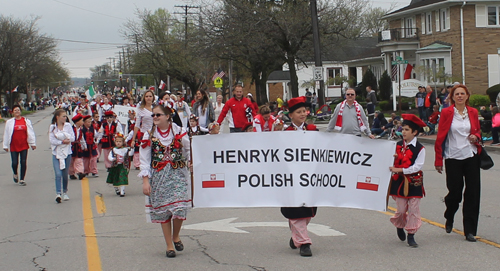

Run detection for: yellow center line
[[95, 194, 106, 215], [81, 177, 103, 271], [384, 206, 500, 249]]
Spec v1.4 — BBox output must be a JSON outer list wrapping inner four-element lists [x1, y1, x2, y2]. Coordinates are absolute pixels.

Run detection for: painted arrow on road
[[183, 218, 345, 237]]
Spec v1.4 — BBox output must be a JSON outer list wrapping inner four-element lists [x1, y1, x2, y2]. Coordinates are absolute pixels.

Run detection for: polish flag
[[403, 64, 413, 80], [202, 173, 225, 188], [356, 175, 379, 191], [12, 86, 18, 92], [159, 80, 166, 90]]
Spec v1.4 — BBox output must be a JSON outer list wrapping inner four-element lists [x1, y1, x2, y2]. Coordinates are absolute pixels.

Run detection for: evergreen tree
[[378, 71, 392, 101], [360, 69, 378, 100]]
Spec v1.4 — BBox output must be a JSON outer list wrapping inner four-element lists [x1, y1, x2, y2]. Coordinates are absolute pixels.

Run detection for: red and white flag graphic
[[356, 175, 379, 191], [202, 173, 225, 188], [159, 80, 166, 90]]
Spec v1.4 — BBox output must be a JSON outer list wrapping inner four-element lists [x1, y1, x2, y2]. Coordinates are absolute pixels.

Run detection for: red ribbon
[[140, 140, 151, 148]]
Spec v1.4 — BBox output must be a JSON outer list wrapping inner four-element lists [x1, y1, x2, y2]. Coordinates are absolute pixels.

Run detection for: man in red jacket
[[217, 85, 256, 133]]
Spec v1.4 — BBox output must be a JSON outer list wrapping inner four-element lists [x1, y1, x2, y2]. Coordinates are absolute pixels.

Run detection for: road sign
[[392, 60, 408, 65], [313, 67, 323, 81], [214, 77, 223, 88]]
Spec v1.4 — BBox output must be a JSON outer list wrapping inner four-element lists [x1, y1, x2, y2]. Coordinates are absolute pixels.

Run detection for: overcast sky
[[2, 0, 409, 78]]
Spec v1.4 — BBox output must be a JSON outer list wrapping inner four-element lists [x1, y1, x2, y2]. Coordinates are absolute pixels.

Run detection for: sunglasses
[[346, 93, 355, 96], [151, 113, 165, 118]]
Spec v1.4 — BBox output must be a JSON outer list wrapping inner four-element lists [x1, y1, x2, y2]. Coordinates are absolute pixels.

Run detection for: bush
[[379, 101, 391, 111], [486, 84, 500, 103], [378, 71, 392, 101], [469, 94, 490, 107]]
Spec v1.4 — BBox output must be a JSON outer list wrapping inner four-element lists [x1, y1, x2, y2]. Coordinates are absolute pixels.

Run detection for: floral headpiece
[[189, 114, 199, 121]]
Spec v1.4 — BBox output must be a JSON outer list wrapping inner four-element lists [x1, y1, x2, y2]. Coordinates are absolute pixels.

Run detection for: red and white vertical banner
[[192, 132, 396, 211]]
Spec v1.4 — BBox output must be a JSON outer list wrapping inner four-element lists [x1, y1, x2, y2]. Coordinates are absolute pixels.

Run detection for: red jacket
[[253, 114, 276, 132], [217, 97, 256, 129], [434, 105, 482, 167]]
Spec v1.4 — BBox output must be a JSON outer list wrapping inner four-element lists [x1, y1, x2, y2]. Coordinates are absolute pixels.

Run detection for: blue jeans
[[52, 155, 71, 194], [371, 128, 384, 135], [11, 149, 28, 180]]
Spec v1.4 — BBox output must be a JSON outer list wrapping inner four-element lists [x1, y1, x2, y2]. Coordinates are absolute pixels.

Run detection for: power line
[[51, 0, 126, 21]]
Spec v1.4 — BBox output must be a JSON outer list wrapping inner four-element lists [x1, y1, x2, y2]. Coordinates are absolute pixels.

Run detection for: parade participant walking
[[434, 84, 482, 242], [49, 109, 74, 203], [217, 85, 255, 133], [3, 105, 36, 186], [213, 95, 230, 133], [389, 114, 427, 248], [73, 95, 92, 117], [193, 89, 215, 130], [69, 114, 87, 180], [107, 134, 134, 197], [99, 111, 124, 169], [82, 115, 101, 178], [174, 94, 191, 128], [424, 86, 437, 121], [92, 112, 102, 161], [187, 114, 208, 136], [253, 105, 275, 132], [326, 88, 375, 138], [280, 96, 317, 257], [247, 93, 259, 113], [139, 105, 191, 258], [131, 90, 154, 147], [101, 97, 113, 113]]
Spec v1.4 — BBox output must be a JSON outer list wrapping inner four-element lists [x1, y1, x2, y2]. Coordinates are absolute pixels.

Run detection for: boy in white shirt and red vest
[[389, 114, 427, 248]]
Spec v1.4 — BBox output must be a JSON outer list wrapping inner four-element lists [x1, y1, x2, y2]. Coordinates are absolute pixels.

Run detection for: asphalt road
[[1, 109, 499, 271]]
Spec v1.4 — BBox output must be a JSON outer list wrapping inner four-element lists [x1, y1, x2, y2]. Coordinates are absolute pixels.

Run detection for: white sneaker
[[63, 194, 70, 201], [55, 194, 62, 203]]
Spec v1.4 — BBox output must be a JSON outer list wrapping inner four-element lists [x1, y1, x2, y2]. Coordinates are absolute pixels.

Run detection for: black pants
[[11, 149, 28, 180], [444, 155, 481, 235]]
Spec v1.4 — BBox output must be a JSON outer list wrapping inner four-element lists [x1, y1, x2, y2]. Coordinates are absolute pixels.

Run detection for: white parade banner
[[192, 132, 396, 212], [112, 105, 132, 125]]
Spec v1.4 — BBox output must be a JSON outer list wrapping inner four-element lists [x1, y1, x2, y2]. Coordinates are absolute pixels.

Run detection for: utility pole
[[310, 0, 325, 107], [174, 5, 200, 42]]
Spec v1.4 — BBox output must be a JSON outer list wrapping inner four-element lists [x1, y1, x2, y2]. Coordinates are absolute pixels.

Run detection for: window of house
[[440, 9, 447, 30], [420, 57, 448, 82], [327, 68, 342, 86], [426, 13, 433, 33], [488, 6, 499, 26], [404, 17, 416, 36]]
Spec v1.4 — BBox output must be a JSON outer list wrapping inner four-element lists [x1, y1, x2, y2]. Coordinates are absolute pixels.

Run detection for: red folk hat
[[288, 96, 306, 113], [242, 122, 253, 131], [72, 113, 83, 123], [401, 114, 426, 131], [83, 115, 92, 121], [104, 111, 114, 117]]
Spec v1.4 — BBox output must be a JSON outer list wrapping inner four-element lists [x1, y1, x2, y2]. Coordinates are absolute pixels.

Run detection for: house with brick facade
[[378, 0, 500, 94]]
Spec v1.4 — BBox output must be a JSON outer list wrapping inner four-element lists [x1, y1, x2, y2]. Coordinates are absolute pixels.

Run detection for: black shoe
[[69, 175, 77, 180], [289, 238, 297, 249], [407, 234, 418, 248], [397, 228, 406, 241], [465, 233, 477, 242], [13, 175, 18, 183], [114, 187, 120, 195], [299, 244, 312, 257], [166, 250, 176, 258], [174, 241, 184, 251], [78, 173, 85, 180], [445, 220, 453, 233]]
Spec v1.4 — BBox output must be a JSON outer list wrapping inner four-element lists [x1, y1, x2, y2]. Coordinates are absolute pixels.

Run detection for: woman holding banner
[[280, 96, 317, 257], [140, 105, 191, 258]]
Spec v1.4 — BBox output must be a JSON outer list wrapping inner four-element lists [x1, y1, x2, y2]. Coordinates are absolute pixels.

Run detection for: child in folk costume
[[73, 95, 92, 117], [82, 115, 101, 178], [107, 134, 134, 197], [280, 96, 317, 257], [125, 110, 142, 170], [273, 118, 284, 131], [173, 94, 191, 128], [69, 114, 88, 180], [92, 112, 102, 161], [139, 105, 191, 258], [389, 114, 427, 248], [187, 114, 208, 136], [99, 111, 124, 169]]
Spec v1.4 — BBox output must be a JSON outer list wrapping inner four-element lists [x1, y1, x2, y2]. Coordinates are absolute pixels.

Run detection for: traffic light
[[104, 80, 108, 84]]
